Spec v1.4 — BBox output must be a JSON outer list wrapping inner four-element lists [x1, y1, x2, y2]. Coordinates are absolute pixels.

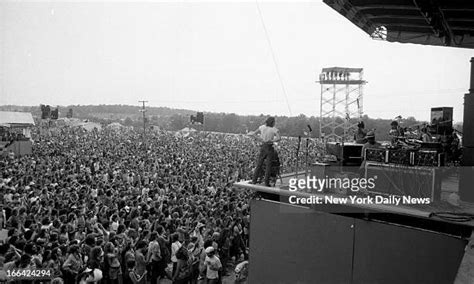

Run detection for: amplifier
[[309, 162, 333, 193], [310, 162, 331, 179], [365, 148, 444, 167], [414, 151, 445, 167], [387, 149, 412, 165], [419, 142, 442, 150], [365, 148, 386, 163], [326, 142, 363, 166], [365, 162, 441, 201]]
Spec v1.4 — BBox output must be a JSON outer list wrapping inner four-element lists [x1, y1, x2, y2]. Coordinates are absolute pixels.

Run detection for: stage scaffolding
[[318, 67, 366, 142]]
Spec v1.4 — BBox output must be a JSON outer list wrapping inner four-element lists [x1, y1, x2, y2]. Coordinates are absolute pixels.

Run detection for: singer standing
[[248, 117, 281, 186]]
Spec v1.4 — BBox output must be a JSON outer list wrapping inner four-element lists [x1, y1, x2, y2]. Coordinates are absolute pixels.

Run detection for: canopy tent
[[81, 122, 102, 131], [55, 117, 83, 127], [150, 125, 161, 131], [106, 122, 125, 130], [323, 0, 474, 49], [52, 118, 101, 131], [179, 127, 197, 132], [0, 111, 35, 128], [175, 127, 197, 138]]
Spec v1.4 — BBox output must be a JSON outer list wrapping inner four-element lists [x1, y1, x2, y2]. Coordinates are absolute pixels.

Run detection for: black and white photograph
[[1, 0, 474, 283]]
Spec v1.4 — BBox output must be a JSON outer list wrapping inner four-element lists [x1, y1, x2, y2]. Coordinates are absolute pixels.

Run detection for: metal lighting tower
[[318, 67, 366, 142]]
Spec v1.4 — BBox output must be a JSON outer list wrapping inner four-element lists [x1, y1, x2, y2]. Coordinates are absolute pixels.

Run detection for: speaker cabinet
[[365, 162, 441, 201], [431, 107, 453, 135]]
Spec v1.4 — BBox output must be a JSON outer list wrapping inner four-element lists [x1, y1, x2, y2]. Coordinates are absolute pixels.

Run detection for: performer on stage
[[360, 130, 381, 169], [354, 121, 367, 144], [248, 116, 281, 187], [389, 121, 404, 145], [420, 127, 432, 142]]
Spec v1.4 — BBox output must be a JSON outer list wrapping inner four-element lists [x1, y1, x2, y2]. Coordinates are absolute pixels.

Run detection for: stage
[[234, 169, 474, 284]]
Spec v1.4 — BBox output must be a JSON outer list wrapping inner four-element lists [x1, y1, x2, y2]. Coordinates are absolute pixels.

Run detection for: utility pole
[[139, 100, 148, 148]]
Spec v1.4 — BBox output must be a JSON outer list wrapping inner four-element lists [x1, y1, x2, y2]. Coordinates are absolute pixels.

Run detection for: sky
[[1, 0, 473, 122]]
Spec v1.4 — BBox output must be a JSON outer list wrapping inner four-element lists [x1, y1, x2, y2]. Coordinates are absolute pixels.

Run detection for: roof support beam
[[357, 5, 418, 11], [413, 0, 454, 45]]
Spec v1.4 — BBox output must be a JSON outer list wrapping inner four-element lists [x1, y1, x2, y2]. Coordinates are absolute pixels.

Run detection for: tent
[[81, 122, 102, 131], [0, 111, 35, 128], [150, 125, 161, 132], [107, 122, 125, 130], [55, 117, 83, 127], [179, 127, 197, 132]]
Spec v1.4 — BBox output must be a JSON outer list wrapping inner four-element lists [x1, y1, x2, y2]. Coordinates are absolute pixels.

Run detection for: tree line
[[1, 104, 462, 141]]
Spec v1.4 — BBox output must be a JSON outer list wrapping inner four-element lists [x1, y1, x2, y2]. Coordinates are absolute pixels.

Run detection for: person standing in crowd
[[187, 241, 201, 284], [146, 232, 162, 284], [130, 240, 147, 284], [192, 223, 205, 249], [171, 233, 182, 277], [0, 125, 321, 283], [156, 225, 170, 281], [172, 246, 192, 284], [203, 247, 221, 284], [123, 245, 136, 284], [248, 116, 281, 187], [104, 242, 122, 284], [62, 245, 84, 283]]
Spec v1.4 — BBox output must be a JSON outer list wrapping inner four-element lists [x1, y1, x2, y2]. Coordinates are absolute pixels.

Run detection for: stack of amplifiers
[[364, 148, 444, 167], [365, 162, 442, 200], [431, 107, 453, 135]]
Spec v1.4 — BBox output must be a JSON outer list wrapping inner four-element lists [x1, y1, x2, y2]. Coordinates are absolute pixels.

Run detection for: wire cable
[[429, 212, 474, 223], [255, 0, 293, 116]]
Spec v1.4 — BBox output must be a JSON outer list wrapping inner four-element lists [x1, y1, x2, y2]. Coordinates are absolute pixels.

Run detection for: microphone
[[307, 125, 312, 133]]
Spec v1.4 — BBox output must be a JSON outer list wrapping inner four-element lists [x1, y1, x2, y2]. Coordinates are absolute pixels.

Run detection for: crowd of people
[[0, 124, 323, 284]]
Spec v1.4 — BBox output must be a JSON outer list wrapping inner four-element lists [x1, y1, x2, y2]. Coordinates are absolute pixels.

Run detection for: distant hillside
[[0, 104, 194, 120], [0, 104, 431, 140]]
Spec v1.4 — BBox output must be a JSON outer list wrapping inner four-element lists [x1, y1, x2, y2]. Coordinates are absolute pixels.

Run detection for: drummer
[[389, 121, 404, 145]]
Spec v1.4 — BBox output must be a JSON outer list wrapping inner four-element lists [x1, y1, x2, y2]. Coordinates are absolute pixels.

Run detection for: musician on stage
[[360, 130, 381, 174], [248, 116, 281, 187], [420, 127, 432, 142], [354, 121, 367, 144], [389, 121, 404, 145]]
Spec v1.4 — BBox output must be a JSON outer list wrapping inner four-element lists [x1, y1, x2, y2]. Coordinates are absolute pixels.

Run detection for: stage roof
[[323, 0, 474, 49], [0, 111, 35, 127]]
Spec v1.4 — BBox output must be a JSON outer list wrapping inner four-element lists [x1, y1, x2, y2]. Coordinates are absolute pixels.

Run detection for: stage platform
[[234, 170, 474, 284], [235, 169, 474, 224]]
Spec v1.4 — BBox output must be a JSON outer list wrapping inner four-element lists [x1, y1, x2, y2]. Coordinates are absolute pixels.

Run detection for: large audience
[[0, 124, 322, 283]]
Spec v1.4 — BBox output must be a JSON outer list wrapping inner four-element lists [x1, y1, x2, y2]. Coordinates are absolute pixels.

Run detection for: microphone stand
[[305, 136, 309, 177], [341, 128, 345, 172], [294, 136, 301, 179], [305, 125, 312, 177]]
